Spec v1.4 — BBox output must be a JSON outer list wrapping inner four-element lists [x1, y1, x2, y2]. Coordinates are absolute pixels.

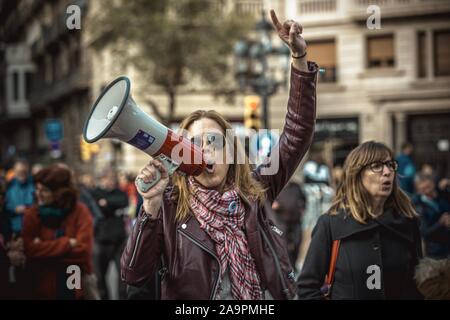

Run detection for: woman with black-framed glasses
[[297, 141, 423, 299]]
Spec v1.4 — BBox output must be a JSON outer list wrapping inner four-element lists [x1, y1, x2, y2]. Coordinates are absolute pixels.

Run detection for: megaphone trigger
[[155, 154, 180, 176]]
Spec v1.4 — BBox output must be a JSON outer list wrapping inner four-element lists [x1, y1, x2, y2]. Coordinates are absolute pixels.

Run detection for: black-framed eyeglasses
[[364, 160, 398, 173], [190, 132, 226, 150]]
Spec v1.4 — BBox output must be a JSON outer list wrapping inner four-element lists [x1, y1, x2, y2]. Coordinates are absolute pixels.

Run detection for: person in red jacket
[[22, 165, 94, 299]]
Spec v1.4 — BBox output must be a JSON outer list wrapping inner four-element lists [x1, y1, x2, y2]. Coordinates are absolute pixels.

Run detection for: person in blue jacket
[[395, 142, 416, 196], [413, 173, 450, 259], [5, 159, 35, 235]]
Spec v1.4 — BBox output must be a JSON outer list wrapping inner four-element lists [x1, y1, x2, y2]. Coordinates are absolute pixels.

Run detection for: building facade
[[1, 0, 91, 172], [285, 0, 450, 176], [2, 0, 449, 179]]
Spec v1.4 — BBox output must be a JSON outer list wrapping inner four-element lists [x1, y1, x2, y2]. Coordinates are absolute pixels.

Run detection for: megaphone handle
[[136, 154, 180, 193], [136, 170, 161, 193]]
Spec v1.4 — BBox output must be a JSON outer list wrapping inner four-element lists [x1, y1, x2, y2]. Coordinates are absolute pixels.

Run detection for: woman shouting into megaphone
[[121, 10, 318, 300]]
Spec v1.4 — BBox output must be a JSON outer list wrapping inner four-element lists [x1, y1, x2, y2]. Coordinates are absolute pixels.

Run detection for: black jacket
[[91, 187, 129, 244], [90, 187, 129, 218], [297, 208, 423, 300], [412, 194, 450, 259]]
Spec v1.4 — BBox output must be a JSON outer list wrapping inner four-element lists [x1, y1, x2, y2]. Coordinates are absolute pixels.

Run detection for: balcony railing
[[347, 0, 450, 19], [217, 0, 264, 16], [4, 0, 39, 39], [234, 0, 264, 15], [41, 12, 72, 48], [29, 68, 91, 110], [296, 0, 450, 22], [298, 0, 337, 15], [34, 0, 89, 51]]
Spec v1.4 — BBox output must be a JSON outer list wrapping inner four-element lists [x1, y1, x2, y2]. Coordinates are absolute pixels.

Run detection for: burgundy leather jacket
[[121, 62, 318, 300]]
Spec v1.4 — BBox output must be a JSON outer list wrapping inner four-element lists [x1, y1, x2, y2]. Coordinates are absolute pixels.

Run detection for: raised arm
[[253, 10, 317, 202]]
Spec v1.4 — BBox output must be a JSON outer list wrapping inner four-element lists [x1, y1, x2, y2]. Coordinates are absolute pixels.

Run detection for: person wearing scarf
[[121, 10, 317, 300], [188, 177, 263, 299], [21, 165, 94, 299]]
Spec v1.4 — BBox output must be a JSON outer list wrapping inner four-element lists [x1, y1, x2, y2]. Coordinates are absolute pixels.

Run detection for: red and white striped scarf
[[188, 177, 263, 300]]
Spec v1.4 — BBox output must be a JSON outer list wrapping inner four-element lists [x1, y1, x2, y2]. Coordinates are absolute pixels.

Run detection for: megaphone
[[83, 76, 206, 192]]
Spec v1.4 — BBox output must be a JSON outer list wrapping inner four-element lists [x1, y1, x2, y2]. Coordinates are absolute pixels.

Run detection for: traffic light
[[244, 95, 262, 130], [80, 137, 91, 162], [80, 136, 100, 162]]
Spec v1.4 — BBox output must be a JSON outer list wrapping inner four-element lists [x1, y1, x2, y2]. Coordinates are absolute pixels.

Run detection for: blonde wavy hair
[[171, 110, 267, 222], [328, 141, 417, 223]]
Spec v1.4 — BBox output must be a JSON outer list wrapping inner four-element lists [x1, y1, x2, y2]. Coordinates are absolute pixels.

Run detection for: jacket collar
[[179, 215, 216, 255], [177, 193, 260, 257], [330, 207, 415, 242]]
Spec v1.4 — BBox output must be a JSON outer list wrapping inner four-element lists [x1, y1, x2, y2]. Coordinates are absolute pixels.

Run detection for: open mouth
[[382, 181, 392, 189], [205, 164, 215, 174]]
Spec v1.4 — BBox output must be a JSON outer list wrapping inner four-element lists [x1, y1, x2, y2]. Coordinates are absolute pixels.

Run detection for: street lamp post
[[234, 10, 290, 129]]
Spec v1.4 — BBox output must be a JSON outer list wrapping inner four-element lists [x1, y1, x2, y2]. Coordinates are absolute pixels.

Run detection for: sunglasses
[[364, 160, 398, 173], [190, 132, 226, 150]]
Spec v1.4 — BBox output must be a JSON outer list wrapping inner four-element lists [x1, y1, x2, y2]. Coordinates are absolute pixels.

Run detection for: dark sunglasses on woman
[[190, 132, 226, 150]]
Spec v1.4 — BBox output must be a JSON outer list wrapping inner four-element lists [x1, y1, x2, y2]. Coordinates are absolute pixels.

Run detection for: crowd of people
[[0, 138, 448, 300], [0, 159, 140, 299]]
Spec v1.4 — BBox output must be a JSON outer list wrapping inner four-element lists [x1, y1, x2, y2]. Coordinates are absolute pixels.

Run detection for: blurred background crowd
[[0, 141, 448, 299]]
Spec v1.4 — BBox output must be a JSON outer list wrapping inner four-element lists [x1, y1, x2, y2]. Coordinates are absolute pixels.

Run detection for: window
[[308, 40, 337, 82], [417, 31, 427, 78], [69, 37, 81, 71], [12, 71, 20, 102], [434, 30, 450, 77], [45, 54, 53, 83], [60, 46, 70, 77], [367, 35, 395, 68], [25, 72, 32, 101]]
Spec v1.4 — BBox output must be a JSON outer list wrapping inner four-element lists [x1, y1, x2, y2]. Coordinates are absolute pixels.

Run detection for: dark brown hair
[[328, 141, 417, 223], [34, 165, 78, 212]]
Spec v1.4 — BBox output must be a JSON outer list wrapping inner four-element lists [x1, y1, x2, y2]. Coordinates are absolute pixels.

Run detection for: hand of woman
[[439, 213, 450, 228], [69, 238, 78, 248], [7, 249, 26, 267], [270, 9, 308, 72], [135, 159, 169, 217], [7, 236, 24, 251]]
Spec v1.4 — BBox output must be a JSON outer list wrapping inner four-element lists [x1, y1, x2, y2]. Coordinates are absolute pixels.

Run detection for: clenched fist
[[136, 159, 170, 217]]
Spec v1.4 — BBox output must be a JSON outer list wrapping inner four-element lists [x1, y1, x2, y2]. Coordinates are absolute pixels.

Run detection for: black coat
[[90, 187, 129, 244], [412, 194, 450, 259], [297, 208, 423, 300], [90, 187, 129, 218]]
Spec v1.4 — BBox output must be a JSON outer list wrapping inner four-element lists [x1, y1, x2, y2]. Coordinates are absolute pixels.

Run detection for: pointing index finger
[[270, 9, 282, 32]]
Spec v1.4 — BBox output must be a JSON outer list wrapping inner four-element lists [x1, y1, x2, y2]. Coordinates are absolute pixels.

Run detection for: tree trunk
[[167, 87, 176, 126], [145, 97, 168, 126]]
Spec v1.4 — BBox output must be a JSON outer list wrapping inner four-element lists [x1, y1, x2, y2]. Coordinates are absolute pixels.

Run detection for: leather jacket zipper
[[259, 222, 291, 299], [128, 213, 149, 268], [178, 229, 221, 300]]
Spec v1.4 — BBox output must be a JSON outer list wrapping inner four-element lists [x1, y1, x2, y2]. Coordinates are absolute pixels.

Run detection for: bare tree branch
[[144, 98, 168, 126]]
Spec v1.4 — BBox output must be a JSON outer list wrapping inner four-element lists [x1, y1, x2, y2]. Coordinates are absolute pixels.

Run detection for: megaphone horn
[[82, 76, 206, 192]]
